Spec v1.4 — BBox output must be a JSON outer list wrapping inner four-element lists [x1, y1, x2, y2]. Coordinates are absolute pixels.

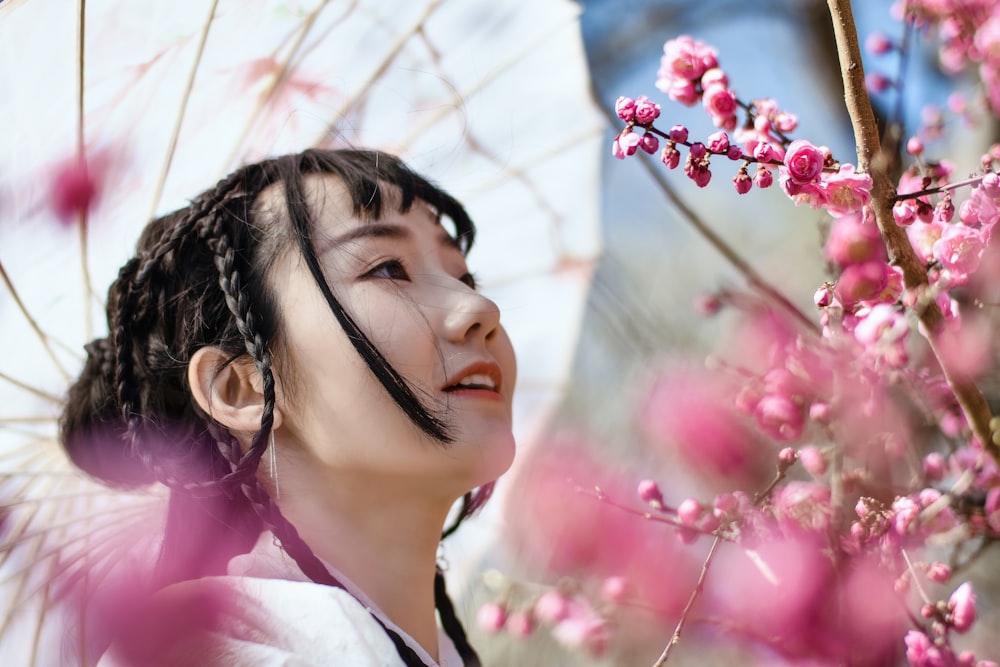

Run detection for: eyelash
[[363, 260, 478, 290]]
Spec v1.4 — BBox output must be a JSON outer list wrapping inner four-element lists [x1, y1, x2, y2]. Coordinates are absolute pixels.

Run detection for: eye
[[364, 259, 410, 281]]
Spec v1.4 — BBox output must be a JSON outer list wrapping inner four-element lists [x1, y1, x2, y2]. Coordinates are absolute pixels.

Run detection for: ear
[[187, 347, 283, 434]]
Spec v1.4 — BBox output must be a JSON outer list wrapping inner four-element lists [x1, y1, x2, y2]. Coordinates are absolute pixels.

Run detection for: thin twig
[[652, 534, 722, 667], [597, 101, 819, 333], [826, 0, 997, 464]]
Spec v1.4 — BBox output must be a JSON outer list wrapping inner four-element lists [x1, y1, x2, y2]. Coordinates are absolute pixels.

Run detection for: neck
[[278, 475, 454, 662]]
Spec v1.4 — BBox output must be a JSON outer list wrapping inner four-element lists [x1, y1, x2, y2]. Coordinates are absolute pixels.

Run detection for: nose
[[442, 285, 502, 345]]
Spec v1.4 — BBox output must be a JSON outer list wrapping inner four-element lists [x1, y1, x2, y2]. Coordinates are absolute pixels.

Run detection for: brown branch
[[826, 0, 997, 464]]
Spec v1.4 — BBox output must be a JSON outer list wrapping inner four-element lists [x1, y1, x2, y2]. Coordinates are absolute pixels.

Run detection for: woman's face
[[266, 176, 516, 502]]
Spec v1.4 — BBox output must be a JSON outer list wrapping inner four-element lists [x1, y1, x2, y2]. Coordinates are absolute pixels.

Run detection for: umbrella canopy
[[0, 0, 603, 663]]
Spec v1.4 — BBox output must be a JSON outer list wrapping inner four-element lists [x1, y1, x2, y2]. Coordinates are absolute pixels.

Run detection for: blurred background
[[470, 1, 1000, 665]]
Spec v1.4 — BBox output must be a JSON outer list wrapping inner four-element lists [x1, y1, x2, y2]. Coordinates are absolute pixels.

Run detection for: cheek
[[498, 327, 518, 401]]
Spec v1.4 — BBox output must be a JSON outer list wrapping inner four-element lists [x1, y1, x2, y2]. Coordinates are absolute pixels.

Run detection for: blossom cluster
[[597, 18, 1000, 666], [613, 35, 874, 216], [475, 575, 617, 658]]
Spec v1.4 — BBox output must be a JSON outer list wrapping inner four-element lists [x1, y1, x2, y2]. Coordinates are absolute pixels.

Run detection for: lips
[[443, 361, 503, 395]]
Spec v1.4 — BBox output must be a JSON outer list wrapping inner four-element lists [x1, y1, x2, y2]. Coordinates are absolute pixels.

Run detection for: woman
[[60, 149, 517, 666]]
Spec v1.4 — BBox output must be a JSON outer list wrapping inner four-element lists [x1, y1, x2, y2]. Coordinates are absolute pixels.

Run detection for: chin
[[467, 430, 517, 489]]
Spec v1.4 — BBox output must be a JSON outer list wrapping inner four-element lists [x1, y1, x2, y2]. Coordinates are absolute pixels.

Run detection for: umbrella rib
[[394, 10, 582, 153], [146, 0, 221, 223], [0, 260, 72, 382], [221, 0, 339, 171], [76, 0, 97, 341], [312, 0, 446, 147], [0, 371, 62, 405]]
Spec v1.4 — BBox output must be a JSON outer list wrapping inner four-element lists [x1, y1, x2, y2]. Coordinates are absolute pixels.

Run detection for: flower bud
[[637, 479, 664, 506], [668, 125, 689, 143], [615, 96, 637, 122], [949, 582, 977, 633], [476, 602, 507, 633], [534, 591, 570, 624], [926, 562, 951, 584]]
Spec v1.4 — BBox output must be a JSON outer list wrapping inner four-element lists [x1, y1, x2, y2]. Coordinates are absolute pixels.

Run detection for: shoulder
[[98, 575, 405, 667]]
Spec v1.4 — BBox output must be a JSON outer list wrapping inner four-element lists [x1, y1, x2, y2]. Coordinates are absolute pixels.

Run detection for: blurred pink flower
[[824, 212, 886, 266], [949, 582, 977, 633], [477, 602, 507, 633], [641, 367, 761, 480]]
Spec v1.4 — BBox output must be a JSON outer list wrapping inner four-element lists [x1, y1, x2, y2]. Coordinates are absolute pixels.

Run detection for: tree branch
[[826, 0, 997, 464]]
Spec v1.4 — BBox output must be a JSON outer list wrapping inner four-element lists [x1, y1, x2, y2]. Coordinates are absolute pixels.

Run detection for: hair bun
[[59, 337, 154, 487]]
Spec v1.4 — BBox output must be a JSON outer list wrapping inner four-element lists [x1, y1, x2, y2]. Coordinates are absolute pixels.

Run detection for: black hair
[[59, 148, 487, 666]]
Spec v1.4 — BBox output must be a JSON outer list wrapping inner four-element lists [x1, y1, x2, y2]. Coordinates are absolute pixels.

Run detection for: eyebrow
[[327, 221, 462, 251]]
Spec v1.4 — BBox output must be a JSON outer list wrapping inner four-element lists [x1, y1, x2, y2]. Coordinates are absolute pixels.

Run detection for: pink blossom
[[612, 130, 641, 159], [783, 139, 825, 184], [773, 111, 798, 133], [614, 96, 636, 122], [907, 220, 945, 263], [753, 394, 805, 441], [668, 125, 689, 143], [892, 496, 920, 536], [866, 71, 891, 93], [660, 143, 681, 169], [666, 78, 700, 105], [853, 303, 907, 350], [689, 142, 707, 159], [506, 610, 534, 638], [822, 164, 873, 216], [835, 261, 890, 306], [753, 141, 780, 163], [907, 136, 925, 155], [702, 84, 737, 125], [706, 130, 730, 153], [534, 591, 570, 624], [733, 169, 752, 195], [949, 582, 977, 633], [677, 498, 702, 527], [701, 67, 728, 89], [600, 576, 628, 604], [708, 534, 830, 645], [639, 132, 659, 155], [866, 32, 894, 55], [754, 165, 774, 188], [551, 614, 610, 657], [51, 157, 103, 223], [905, 630, 950, 667], [778, 447, 797, 466], [894, 199, 918, 226], [781, 176, 829, 209], [637, 479, 664, 506], [927, 562, 951, 583], [685, 156, 712, 187], [934, 198, 956, 223], [476, 602, 507, 633], [726, 145, 743, 160], [933, 223, 984, 280], [824, 212, 885, 266], [657, 35, 718, 102], [923, 452, 947, 482], [641, 367, 760, 480], [634, 95, 661, 125], [798, 445, 827, 477]]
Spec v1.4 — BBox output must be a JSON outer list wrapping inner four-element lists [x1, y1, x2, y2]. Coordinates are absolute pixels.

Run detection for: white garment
[[97, 533, 463, 667]]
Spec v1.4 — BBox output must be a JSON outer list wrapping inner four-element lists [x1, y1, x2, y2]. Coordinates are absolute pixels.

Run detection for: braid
[[435, 571, 482, 666], [204, 211, 434, 667]]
